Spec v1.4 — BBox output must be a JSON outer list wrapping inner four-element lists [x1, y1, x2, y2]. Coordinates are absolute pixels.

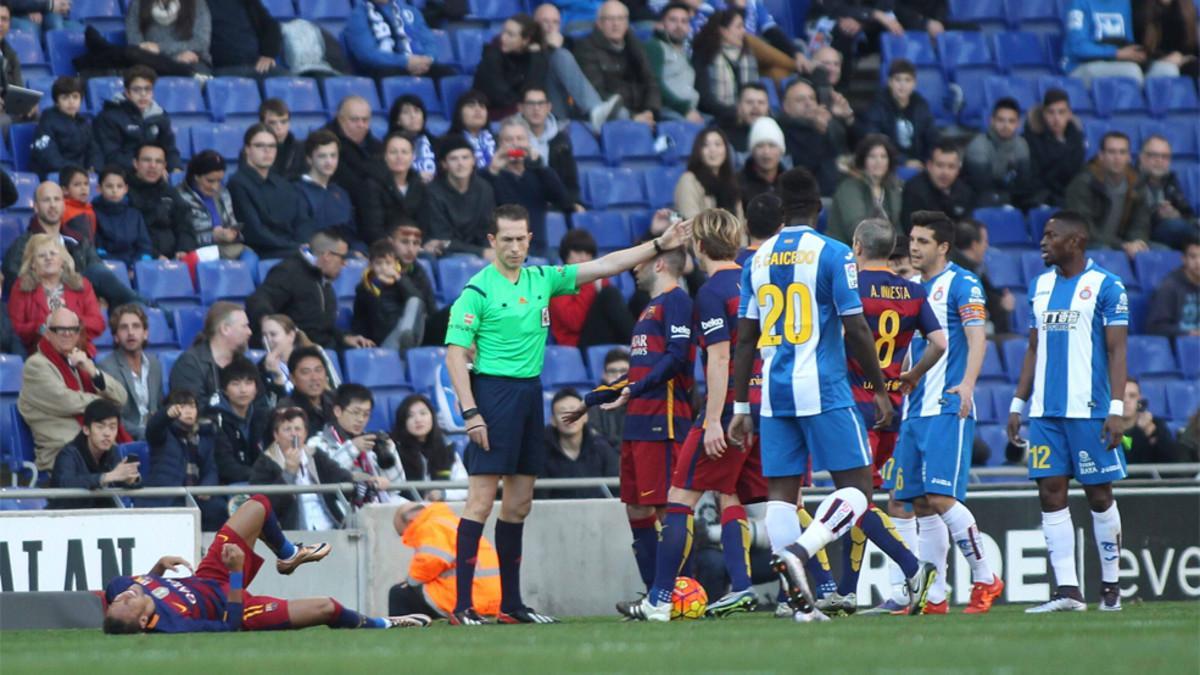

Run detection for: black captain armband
[[462, 407, 480, 420]]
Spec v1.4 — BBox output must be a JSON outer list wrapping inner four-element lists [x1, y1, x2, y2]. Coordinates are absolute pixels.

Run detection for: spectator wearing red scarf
[[7, 233, 105, 354]]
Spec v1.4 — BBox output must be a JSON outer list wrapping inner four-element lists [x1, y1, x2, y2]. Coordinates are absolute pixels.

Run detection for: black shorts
[[465, 375, 546, 476]]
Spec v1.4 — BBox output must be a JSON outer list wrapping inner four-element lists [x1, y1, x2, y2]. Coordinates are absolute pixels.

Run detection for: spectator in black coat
[[93, 166, 154, 268], [1146, 238, 1200, 337], [127, 142, 187, 259], [1139, 134, 1199, 250], [172, 150, 251, 262], [210, 356, 272, 484], [245, 229, 375, 351], [1025, 88, 1086, 208], [48, 400, 141, 510], [1122, 378, 1186, 464], [169, 301, 254, 406], [295, 130, 359, 251], [228, 123, 315, 259], [473, 14, 549, 120], [135, 390, 227, 530], [862, 59, 940, 168], [92, 66, 183, 172], [964, 97, 1036, 210], [809, 0, 909, 85], [249, 405, 351, 530], [207, 0, 286, 78], [509, 84, 584, 209], [353, 240, 427, 351], [953, 218, 1013, 334], [480, 119, 572, 258], [361, 132, 429, 248], [323, 96, 389, 233], [719, 83, 771, 166], [279, 346, 338, 439], [260, 98, 307, 180], [31, 77, 102, 178], [738, 116, 787, 211], [899, 140, 976, 230], [778, 78, 841, 197], [424, 135, 497, 257], [537, 388, 618, 499]]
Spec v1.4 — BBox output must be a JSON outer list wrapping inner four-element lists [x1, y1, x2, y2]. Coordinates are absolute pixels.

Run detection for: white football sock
[[918, 515, 949, 603], [796, 488, 868, 558], [765, 500, 802, 554], [941, 502, 993, 584], [890, 516, 918, 603], [1092, 502, 1122, 584], [1041, 508, 1078, 588]]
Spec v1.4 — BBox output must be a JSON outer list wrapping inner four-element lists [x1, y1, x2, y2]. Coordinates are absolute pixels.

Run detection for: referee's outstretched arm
[[573, 210, 694, 286]]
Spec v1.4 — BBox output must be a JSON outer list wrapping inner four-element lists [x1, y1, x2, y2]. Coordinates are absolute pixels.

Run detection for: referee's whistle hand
[[468, 419, 490, 451]]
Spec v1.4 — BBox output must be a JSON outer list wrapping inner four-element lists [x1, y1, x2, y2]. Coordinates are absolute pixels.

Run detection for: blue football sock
[[251, 494, 294, 559], [454, 518, 484, 613], [629, 515, 659, 592], [720, 505, 753, 593], [495, 519, 525, 613], [837, 526, 868, 596], [649, 504, 692, 605], [329, 600, 385, 628], [861, 506, 919, 579]]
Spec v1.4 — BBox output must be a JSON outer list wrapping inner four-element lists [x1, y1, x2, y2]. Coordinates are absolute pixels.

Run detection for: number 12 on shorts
[[1029, 445, 1051, 470]]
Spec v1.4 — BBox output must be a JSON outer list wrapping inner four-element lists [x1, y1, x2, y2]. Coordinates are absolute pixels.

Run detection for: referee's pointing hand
[[468, 416, 490, 451]]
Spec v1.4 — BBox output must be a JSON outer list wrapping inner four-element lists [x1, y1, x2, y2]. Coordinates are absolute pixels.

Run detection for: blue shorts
[[464, 375, 546, 476], [1028, 417, 1127, 484], [893, 415, 974, 503], [759, 407, 872, 478]]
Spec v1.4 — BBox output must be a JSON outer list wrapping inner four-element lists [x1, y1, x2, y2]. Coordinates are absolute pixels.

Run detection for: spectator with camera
[[49, 400, 141, 510], [481, 119, 573, 258], [136, 389, 227, 531], [538, 388, 619, 499], [250, 406, 353, 530], [309, 384, 403, 504], [778, 78, 844, 196], [1121, 377, 1185, 463]]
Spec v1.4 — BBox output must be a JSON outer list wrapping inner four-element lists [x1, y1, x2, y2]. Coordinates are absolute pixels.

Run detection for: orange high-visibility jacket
[[401, 502, 502, 616]]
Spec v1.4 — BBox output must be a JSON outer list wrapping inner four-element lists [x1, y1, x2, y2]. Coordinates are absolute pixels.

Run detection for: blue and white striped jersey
[[904, 262, 988, 419], [738, 225, 862, 417], [1028, 259, 1128, 419]]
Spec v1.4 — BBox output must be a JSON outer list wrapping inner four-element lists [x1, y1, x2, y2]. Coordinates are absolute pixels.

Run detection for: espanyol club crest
[[1079, 287, 1092, 300], [933, 287, 944, 302]]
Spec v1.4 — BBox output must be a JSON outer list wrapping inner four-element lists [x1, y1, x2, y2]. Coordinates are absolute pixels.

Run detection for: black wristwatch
[[462, 407, 480, 420], [652, 238, 663, 254]]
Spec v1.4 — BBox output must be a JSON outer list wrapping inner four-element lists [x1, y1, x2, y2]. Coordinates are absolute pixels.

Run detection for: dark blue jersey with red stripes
[[694, 267, 762, 422], [105, 574, 240, 633], [849, 267, 941, 431], [624, 286, 694, 441]]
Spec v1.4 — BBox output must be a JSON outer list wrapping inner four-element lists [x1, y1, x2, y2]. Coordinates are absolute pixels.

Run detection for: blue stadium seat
[[573, 211, 630, 252], [1036, 75, 1093, 114], [949, 0, 1008, 31], [1088, 250, 1138, 290], [117, 441, 151, 470], [46, 30, 87, 76], [1145, 77, 1199, 122], [1027, 205, 1055, 244], [154, 76, 207, 122], [299, 0, 351, 33], [431, 29, 456, 68], [172, 306, 205, 350], [87, 76, 124, 111], [975, 424, 1009, 466], [9, 123, 36, 173], [332, 257, 368, 300], [344, 348, 409, 392], [1163, 381, 1198, 421], [1092, 77, 1147, 120], [452, 28, 486, 74], [197, 260, 255, 305], [70, 0, 123, 30], [880, 32, 938, 68], [0, 354, 21, 395], [955, 72, 989, 128], [144, 308, 177, 348], [7, 31, 49, 78], [322, 76, 382, 113], [438, 256, 487, 302], [985, 249, 1025, 289], [5, 406, 37, 481], [1126, 290, 1148, 334], [11, 172, 37, 211], [914, 69, 955, 125], [982, 75, 1038, 118], [257, 258, 282, 284], [438, 74, 474, 116], [156, 348, 182, 389], [542, 345, 590, 388], [937, 31, 996, 80], [1004, 0, 1062, 33], [134, 260, 197, 307], [974, 206, 1030, 246], [545, 211, 567, 255], [406, 346, 447, 394], [624, 208, 654, 241], [980, 346, 1007, 381], [97, 260, 131, 291], [263, 77, 325, 115], [566, 121, 604, 166], [1140, 380, 1168, 415], [657, 120, 703, 164], [468, 0, 522, 21], [976, 382, 1014, 423], [261, 0, 296, 18], [584, 167, 647, 209], [1127, 335, 1178, 378], [206, 77, 263, 123], [381, 76, 442, 116], [584, 343, 625, 383], [1177, 336, 1200, 379], [1002, 338, 1029, 381], [601, 120, 657, 166], [1132, 249, 1182, 291], [1008, 290, 1031, 334], [189, 123, 245, 162], [0, 214, 22, 257], [23, 74, 57, 112]]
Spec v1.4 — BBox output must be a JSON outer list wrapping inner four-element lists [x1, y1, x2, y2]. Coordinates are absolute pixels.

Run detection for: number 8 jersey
[[738, 224, 863, 417]]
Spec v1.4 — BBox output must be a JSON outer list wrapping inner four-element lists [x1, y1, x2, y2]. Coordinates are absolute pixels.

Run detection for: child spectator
[[93, 166, 155, 271], [210, 355, 270, 484], [136, 389, 228, 531], [59, 165, 97, 238], [352, 240, 426, 352], [93, 65, 183, 172], [32, 77, 102, 179]]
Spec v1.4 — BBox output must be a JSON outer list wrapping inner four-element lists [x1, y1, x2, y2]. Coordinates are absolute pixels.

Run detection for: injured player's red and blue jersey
[[105, 573, 242, 633]]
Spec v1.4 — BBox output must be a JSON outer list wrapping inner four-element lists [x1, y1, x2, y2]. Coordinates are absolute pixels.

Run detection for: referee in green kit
[[444, 203, 691, 625]]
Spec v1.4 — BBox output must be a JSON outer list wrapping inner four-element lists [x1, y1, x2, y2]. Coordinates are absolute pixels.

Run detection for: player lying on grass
[[103, 494, 431, 633]]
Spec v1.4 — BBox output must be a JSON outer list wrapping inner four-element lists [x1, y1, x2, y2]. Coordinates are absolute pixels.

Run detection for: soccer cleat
[[963, 574, 1005, 614], [589, 94, 622, 134], [791, 607, 831, 623], [496, 606, 560, 624], [773, 603, 794, 618], [905, 561, 938, 616], [705, 589, 758, 618], [276, 542, 331, 575], [771, 547, 817, 615], [921, 599, 949, 615], [386, 614, 432, 628], [860, 598, 910, 616], [815, 592, 856, 616], [1025, 595, 1087, 614], [1099, 584, 1122, 612], [615, 596, 671, 622], [447, 608, 489, 626]]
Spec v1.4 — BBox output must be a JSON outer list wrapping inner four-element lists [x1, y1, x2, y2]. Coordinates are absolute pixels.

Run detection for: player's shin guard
[[794, 488, 868, 560], [454, 518, 484, 613], [329, 599, 388, 629], [629, 516, 659, 590], [837, 527, 867, 597], [495, 519, 525, 613], [649, 504, 693, 605], [249, 494, 295, 559], [1041, 508, 1079, 588], [860, 507, 919, 578], [917, 515, 950, 603], [1091, 502, 1122, 584], [941, 503, 992, 583], [720, 505, 753, 593], [890, 516, 918, 603], [797, 507, 838, 597]]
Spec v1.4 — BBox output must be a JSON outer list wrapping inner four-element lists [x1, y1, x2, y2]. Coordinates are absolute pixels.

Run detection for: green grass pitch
[[2, 602, 1197, 674]]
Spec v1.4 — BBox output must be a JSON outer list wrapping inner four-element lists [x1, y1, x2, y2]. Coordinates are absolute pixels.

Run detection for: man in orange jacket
[[389, 502, 503, 618]]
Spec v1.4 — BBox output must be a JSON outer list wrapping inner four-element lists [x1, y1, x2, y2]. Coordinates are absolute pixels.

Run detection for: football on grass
[[671, 577, 707, 620]]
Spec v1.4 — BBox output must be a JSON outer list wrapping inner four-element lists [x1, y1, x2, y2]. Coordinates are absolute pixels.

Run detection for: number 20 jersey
[[738, 225, 863, 418]]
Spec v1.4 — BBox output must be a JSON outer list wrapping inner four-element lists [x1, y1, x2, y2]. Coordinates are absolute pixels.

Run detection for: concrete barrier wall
[[199, 529, 364, 609]]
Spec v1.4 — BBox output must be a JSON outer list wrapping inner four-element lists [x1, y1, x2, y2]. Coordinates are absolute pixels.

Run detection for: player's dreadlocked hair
[[102, 614, 141, 635]]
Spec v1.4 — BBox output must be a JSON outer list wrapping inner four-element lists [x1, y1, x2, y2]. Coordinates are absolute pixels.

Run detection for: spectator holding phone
[[1121, 377, 1185, 463], [250, 405, 354, 530], [49, 400, 141, 509], [480, 119, 573, 258]]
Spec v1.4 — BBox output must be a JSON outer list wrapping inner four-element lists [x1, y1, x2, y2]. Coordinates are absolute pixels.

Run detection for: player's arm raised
[[1103, 324, 1128, 450], [948, 324, 986, 419], [574, 211, 692, 286], [1007, 327, 1039, 444], [728, 318, 759, 447], [843, 313, 894, 429]]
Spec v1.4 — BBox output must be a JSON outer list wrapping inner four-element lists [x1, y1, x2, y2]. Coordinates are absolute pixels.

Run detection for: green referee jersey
[[446, 263, 580, 378]]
